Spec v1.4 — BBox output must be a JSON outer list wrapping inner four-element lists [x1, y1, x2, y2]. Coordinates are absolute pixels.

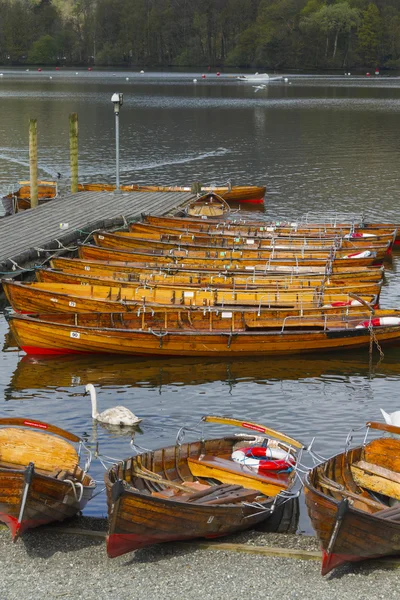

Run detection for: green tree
[[27, 33, 59, 63], [301, 1, 360, 63], [357, 3, 383, 65]]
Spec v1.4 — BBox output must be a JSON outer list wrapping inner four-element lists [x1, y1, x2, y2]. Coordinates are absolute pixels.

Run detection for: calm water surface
[[1, 69, 400, 531]]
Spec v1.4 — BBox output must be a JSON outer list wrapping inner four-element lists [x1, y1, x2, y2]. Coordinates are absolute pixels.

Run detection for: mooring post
[[69, 113, 79, 193], [29, 118, 38, 208], [191, 181, 203, 195]]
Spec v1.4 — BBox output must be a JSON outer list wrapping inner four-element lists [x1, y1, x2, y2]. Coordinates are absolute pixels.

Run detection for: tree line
[[1, 0, 400, 69]]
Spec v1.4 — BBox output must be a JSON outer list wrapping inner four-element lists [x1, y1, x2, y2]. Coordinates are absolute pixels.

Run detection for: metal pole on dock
[[111, 93, 123, 191], [29, 119, 38, 208], [69, 113, 79, 194]]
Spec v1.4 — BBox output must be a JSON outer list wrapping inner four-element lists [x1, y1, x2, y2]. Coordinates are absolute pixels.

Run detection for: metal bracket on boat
[[344, 424, 370, 452], [148, 328, 168, 348], [25, 461, 34, 484], [111, 479, 125, 503], [137, 306, 155, 317], [135, 282, 154, 291], [221, 332, 238, 348]]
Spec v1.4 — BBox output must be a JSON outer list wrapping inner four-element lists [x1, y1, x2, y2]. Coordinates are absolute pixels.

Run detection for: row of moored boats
[[1, 410, 400, 576], [2, 205, 400, 574], [3, 210, 400, 356]]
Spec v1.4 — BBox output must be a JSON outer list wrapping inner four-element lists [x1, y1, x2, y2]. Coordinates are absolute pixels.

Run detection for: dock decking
[[0, 190, 192, 274]]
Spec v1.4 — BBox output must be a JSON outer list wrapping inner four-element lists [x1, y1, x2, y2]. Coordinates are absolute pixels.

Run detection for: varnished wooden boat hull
[[128, 222, 396, 248], [8, 310, 400, 356], [51, 256, 385, 279], [79, 244, 384, 268], [2, 181, 58, 214], [78, 183, 266, 204], [35, 267, 384, 294], [1, 279, 380, 314], [0, 467, 93, 539], [92, 232, 389, 261], [143, 215, 398, 240], [304, 437, 400, 574], [105, 434, 294, 557], [0, 420, 95, 540]]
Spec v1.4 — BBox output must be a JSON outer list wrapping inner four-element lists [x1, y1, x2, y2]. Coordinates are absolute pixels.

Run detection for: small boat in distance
[[237, 73, 283, 82], [304, 419, 400, 575], [0, 417, 95, 540], [78, 183, 266, 204], [105, 415, 303, 557], [1, 181, 58, 215]]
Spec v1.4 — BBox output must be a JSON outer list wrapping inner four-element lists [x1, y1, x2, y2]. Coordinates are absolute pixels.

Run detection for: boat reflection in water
[[9, 349, 400, 394]]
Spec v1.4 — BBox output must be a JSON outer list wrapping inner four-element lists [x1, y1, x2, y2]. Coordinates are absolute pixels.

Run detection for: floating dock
[[0, 190, 192, 275]]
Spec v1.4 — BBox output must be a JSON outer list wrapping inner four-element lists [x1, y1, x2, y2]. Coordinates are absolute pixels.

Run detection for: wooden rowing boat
[[2, 181, 58, 215], [7, 309, 400, 356], [143, 215, 398, 240], [186, 192, 230, 217], [304, 421, 400, 575], [0, 417, 95, 540], [78, 183, 267, 204], [50, 256, 385, 279], [94, 230, 391, 256], [92, 232, 390, 261], [35, 267, 384, 293], [105, 415, 301, 557], [128, 222, 397, 248], [79, 244, 384, 268], [1, 279, 381, 314]]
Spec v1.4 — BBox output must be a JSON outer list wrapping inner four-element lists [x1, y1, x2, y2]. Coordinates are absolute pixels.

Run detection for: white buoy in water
[[193, 78, 197, 83], [284, 77, 288, 82], [75, 72, 79, 75], [49, 76, 52, 79], [126, 77, 129, 80], [140, 70, 144, 74]]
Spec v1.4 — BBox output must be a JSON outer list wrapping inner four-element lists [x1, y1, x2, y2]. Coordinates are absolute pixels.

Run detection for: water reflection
[[8, 351, 400, 395]]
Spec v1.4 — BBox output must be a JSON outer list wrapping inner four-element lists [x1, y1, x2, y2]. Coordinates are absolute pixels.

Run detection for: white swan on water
[[85, 384, 142, 426], [381, 409, 400, 427]]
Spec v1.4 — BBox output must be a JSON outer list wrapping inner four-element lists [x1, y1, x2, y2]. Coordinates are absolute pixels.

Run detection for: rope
[[87, 486, 106, 501]]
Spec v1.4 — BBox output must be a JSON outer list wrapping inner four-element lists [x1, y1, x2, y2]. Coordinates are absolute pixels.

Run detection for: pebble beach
[[1, 518, 399, 600]]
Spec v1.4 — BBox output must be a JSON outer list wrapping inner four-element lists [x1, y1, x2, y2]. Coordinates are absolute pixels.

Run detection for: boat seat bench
[[351, 460, 400, 502], [374, 503, 400, 521], [187, 454, 289, 494]]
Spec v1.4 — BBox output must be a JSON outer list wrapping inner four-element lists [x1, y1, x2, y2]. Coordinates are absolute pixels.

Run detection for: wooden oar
[[0, 417, 80, 442], [367, 421, 400, 437], [202, 415, 303, 449]]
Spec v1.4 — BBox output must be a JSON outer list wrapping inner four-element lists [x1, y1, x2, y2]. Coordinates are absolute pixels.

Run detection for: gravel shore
[[0, 518, 399, 600]]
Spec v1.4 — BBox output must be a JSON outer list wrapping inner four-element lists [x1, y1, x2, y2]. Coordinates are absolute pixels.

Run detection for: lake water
[[1, 68, 400, 531]]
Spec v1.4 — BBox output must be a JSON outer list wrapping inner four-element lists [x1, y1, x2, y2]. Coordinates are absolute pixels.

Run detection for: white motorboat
[[237, 72, 283, 82]]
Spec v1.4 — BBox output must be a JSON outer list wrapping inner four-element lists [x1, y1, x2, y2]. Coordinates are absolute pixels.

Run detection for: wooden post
[[69, 113, 79, 193], [29, 119, 38, 208], [191, 181, 203, 195]]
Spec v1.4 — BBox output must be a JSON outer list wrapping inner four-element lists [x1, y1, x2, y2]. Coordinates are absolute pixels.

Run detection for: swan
[[85, 383, 142, 427], [381, 408, 400, 428]]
